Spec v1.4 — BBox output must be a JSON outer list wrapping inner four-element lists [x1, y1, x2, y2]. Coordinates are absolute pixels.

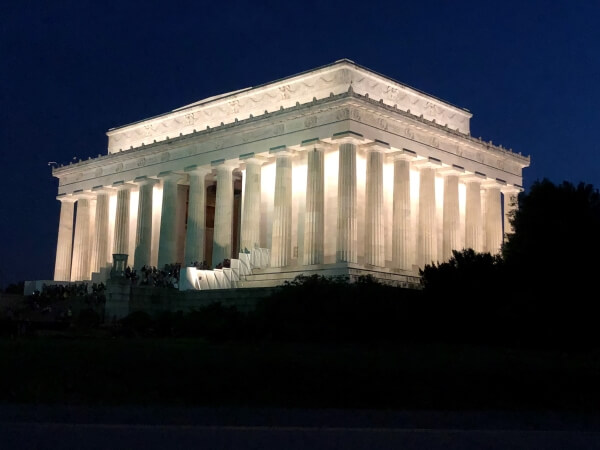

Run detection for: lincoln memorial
[[50, 59, 529, 290]]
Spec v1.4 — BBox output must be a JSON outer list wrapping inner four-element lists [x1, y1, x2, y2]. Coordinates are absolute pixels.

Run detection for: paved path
[[2, 406, 600, 449]]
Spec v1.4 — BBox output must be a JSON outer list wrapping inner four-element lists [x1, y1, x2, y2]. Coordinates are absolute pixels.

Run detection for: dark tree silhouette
[[503, 179, 600, 294]]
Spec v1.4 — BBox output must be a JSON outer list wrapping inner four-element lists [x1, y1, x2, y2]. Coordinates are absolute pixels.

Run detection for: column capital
[[269, 145, 293, 157], [362, 139, 390, 153], [134, 175, 160, 186], [239, 153, 267, 166], [112, 180, 136, 190], [390, 149, 417, 161], [71, 189, 95, 200], [461, 171, 487, 183], [501, 184, 523, 194], [183, 165, 212, 176], [56, 194, 77, 203], [413, 157, 442, 170], [438, 164, 466, 177], [481, 178, 505, 189], [299, 138, 332, 152], [331, 130, 364, 145], [210, 159, 238, 170], [92, 185, 116, 194]]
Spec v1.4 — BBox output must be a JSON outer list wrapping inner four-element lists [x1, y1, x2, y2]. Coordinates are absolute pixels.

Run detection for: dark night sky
[[1, 1, 598, 286]]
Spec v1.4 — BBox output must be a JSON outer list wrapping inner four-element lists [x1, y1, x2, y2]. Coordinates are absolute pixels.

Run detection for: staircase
[[179, 248, 271, 291]]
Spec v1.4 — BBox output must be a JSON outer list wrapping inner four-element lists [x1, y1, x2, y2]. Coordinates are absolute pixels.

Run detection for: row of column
[[55, 143, 517, 281]]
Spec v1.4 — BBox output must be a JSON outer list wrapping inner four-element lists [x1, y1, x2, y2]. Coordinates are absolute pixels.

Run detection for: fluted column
[[485, 186, 503, 254], [112, 184, 131, 259], [304, 147, 324, 265], [90, 188, 111, 273], [134, 177, 157, 268], [240, 157, 262, 252], [392, 155, 412, 270], [71, 195, 93, 281], [212, 164, 234, 267], [271, 151, 293, 267], [364, 147, 384, 266], [184, 167, 210, 265], [418, 165, 437, 267], [158, 173, 180, 268], [336, 142, 357, 263], [442, 174, 460, 261], [54, 196, 76, 281], [465, 180, 483, 252], [503, 189, 519, 239]]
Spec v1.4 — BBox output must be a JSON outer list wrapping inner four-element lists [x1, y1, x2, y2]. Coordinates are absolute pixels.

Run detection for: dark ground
[[1, 338, 600, 411]]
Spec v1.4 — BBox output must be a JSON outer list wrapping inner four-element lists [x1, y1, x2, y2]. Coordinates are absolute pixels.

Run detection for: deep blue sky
[[1, 1, 598, 286]]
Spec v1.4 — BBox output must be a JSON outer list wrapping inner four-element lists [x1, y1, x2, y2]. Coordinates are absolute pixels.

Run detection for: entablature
[[54, 94, 527, 195]]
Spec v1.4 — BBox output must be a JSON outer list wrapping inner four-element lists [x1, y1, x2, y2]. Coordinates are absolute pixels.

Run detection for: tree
[[503, 179, 600, 293]]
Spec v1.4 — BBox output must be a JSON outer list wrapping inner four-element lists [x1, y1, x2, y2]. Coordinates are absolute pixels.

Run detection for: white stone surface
[[418, 166, 437, 267], [485, 186, 503, 254], [304, 147, 324, 265], [271, 152, 293, 268], [465, 180, 483, 252], [336, 142, 357, 263], [71, 197, 92, 281], [54, 198, 75, 281], [158, 173, 180, 267], [134, 178, 156, 268], [113, 185, 131, 256], [240, 158, 262, 252], [184, 167, 210, 265], [442, 174, 460, 261], [392, 157, 412, 270], [364, 147, 384, 266], [212, 164, 234, 267], [90, 190, 110, 274]]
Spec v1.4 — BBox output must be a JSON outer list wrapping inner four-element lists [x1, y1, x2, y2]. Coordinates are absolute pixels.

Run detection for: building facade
[[51, 60, 529, 288]]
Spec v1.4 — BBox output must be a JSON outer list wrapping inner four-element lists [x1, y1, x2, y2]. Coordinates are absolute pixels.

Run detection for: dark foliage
[[420, 179, 600, 348], [503, 179, 600, 289], [3, 281, 24, 294]]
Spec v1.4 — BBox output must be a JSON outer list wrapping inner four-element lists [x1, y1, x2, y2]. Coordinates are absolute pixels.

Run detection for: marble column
[[364, 147, 384, 266], [503, 189, 519, 238], [112, 184, 131, 259], [184, 167, 210, 265], [304, 147, 324, 265], [271, 152, 293, 268], [442, 174, 460, 261], [485, 186, 503, 254], [392, 155, 412, 270], [54, 197, 75, 281], [134, 177, 157, 268], [240, 158, 262, 252], [465, 180, 483, 252], [418, 166, 437, 267], [336, 143, 357, 263], [71, 195, 92, 281], [158, 173, 180, 268], [212, 164, 234, 267], [90, 188, 111, 274]]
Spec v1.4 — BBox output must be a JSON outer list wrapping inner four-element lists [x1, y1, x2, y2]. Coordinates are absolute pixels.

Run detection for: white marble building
[[51, 59, 529, 289]]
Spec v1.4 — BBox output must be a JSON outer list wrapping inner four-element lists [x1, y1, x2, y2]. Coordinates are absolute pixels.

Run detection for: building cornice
[[55, 90, 527, 180]]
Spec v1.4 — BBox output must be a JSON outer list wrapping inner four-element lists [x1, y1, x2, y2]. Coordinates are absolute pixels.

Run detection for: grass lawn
[[1, 338, 599, 410]]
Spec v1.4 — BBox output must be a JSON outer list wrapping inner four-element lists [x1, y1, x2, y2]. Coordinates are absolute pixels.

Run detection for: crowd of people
[[124, 264, 181, 288], [189, 259, 231, 270]]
